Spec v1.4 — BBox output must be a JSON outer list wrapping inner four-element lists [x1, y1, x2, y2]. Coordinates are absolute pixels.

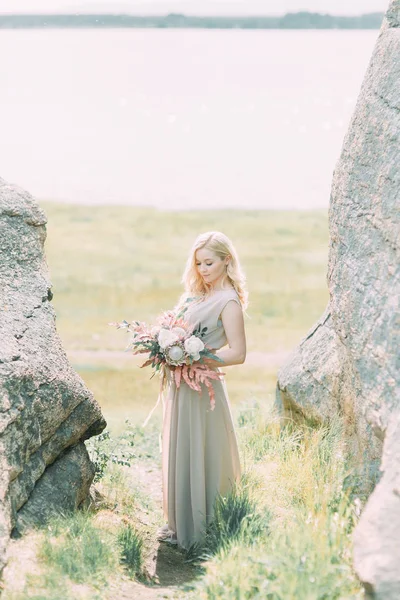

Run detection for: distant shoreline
[[0, 12, 383, 30]]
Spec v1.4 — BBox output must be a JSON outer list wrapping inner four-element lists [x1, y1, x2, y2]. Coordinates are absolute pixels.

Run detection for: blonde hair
[[177, 231, 248, 311]]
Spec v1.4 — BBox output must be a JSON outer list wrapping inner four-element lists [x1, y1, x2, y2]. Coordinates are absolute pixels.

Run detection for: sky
[[0, 0, 389, 16]]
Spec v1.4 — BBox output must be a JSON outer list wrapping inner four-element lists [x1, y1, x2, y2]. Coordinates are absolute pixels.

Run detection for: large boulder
[[276, 308, 342, 425], [0, 178, 106, 575], [354, 411, 400, 598], [276, 1, 400, 597]]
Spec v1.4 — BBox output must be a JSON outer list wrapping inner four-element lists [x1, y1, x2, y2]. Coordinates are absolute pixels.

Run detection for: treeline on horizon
[[0, 12, 384, 29]]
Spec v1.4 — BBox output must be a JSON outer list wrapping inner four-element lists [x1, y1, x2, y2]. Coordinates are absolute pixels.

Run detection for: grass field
[[42, 203, 329, 355], [40, 202, 329, 433], [2, 204, 365, 600]]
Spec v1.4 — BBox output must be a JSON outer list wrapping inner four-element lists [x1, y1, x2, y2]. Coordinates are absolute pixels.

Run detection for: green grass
[[4, 573, 76, 600], [39, 511, 117, 585], [117, 524, 144, 576], [4, 204, 362, 600], [40, 203, 329, 354], [4, 407, 363, 600], [199, 482, 271, 559], [181, 405, 363, 600], [2, 465, 153, 600]]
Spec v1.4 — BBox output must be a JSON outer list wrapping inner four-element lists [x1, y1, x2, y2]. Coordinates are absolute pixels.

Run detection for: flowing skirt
[[161, 374, 241, 549]]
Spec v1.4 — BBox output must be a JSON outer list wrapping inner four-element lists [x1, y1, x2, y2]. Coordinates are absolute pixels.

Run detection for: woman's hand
[[201, 356, 223, 369]]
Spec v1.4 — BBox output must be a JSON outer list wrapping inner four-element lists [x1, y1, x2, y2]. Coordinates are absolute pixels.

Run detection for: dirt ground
[[2, 460, 199, 600]]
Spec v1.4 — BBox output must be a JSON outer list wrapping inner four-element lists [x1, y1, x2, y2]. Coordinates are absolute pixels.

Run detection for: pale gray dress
[[161, 289, 242, 550]]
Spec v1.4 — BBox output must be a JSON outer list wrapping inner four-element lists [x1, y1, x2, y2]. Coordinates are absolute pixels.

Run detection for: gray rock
[[276, 308, 342, 425], [15, 442, 95, 534], [276, 1, 400, 596], [0, 178, 106, 575], [354, 412, 400, 598]]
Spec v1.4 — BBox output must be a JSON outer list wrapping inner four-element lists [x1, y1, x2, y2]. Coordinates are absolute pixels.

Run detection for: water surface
[[0, 29, 378, 209]]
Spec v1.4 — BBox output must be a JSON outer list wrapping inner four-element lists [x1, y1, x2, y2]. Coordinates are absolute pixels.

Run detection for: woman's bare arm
[[203, 300, 246, 368]]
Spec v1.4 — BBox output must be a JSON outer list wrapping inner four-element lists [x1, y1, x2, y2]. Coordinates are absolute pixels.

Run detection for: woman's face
[[195, 247, 228, 288]]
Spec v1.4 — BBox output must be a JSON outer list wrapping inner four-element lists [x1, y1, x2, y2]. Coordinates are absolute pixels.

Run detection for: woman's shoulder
[[214, 288, 241, 309], [217, 287, 240, 299]]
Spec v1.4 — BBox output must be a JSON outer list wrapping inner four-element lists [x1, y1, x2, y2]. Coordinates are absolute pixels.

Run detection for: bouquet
[[109, 308, 224, 415]]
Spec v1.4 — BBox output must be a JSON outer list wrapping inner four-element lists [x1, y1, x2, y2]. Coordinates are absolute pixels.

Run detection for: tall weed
[[117, 523, 144, 576]]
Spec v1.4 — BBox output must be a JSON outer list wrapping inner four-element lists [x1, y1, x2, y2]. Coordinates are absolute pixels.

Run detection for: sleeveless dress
[[161, 288, 242, 550]]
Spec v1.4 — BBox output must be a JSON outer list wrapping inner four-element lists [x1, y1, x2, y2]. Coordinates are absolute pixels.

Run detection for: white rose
[[184, 335, 205, 360], [158, 328, 179, 349], [171, 327, 186, 338]]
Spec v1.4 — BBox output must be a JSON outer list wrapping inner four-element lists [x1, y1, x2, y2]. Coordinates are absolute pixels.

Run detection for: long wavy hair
[[176, 231, 248, 311]]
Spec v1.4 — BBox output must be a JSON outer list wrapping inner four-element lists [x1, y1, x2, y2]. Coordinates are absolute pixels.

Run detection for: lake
[[0, 29, 379, 210]]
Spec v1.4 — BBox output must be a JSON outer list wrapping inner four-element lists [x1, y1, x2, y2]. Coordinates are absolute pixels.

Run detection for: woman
[[158, 231, 248, 550]]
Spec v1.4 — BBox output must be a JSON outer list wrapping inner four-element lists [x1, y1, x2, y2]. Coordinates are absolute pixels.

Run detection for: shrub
[[85, 428, 136, 483], [117, 524, 144, 576]]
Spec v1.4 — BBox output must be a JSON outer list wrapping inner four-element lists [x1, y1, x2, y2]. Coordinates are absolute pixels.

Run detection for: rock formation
[[0, 178, 106, 575], [276, 1, 400, 597]]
